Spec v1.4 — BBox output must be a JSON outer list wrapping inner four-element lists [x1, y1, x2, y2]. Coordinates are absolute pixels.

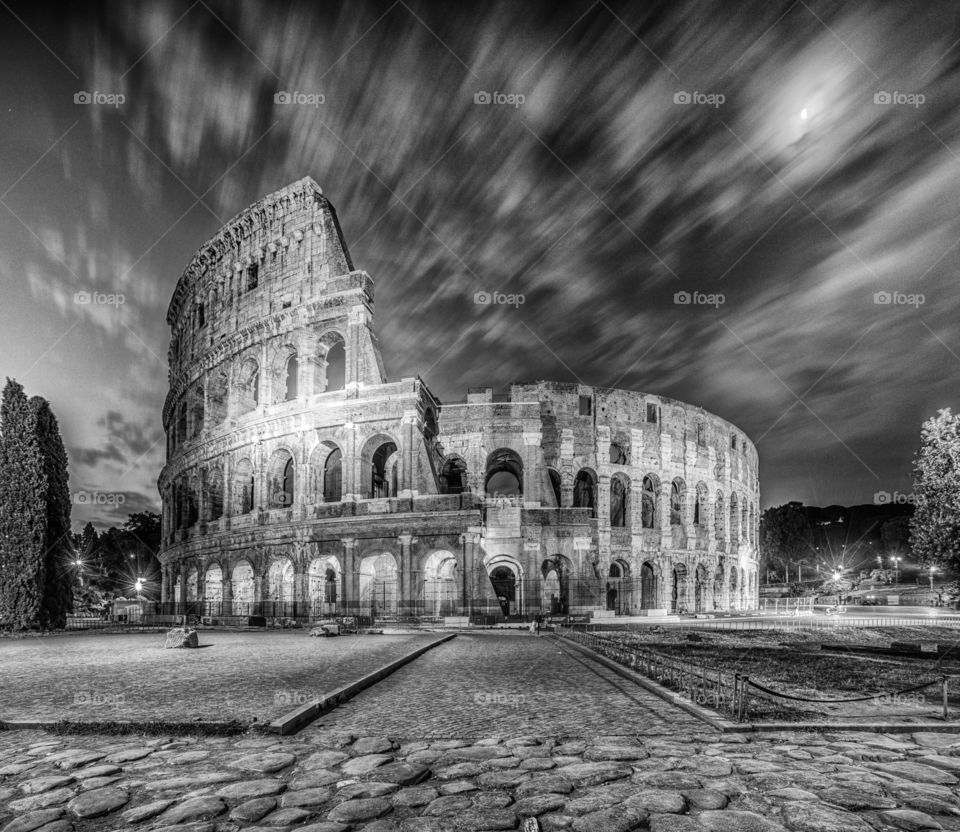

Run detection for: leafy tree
[[759, 502, 813, 584], [0, 379, 45, 629], [880, 516, 911, 556], [32, 397, 73, 628], [911, 408, 960, 573]]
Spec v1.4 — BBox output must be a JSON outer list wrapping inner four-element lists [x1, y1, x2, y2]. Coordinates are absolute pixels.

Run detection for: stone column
[[222, 455, 232, 521], [560, 430, 574, 507], [460, 532, 479, 610], [178, 562, 188, 616], [342, 421, 358, 500], [342, 538, 358, 615], [160, 564, 169, 606], [401, 411, 418, 496], [397, 533, 414, 615], [221, 574, 233, 616]]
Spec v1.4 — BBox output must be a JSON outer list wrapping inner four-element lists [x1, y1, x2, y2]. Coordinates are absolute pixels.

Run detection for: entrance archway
[[231, 561, 254, 615], [640, 561, 656, 609], [607, 560, 632, 614], [729, 567, 739, 612], [422, 551, 458, 617], [266, 556, 295, 617], [672, 564, 688, 613], [695, 564, 708, 613], [308, 556, 340, 616], [489, 564, 518, 616], [359, 553, 398, 618], [204, 564, 222, 615]]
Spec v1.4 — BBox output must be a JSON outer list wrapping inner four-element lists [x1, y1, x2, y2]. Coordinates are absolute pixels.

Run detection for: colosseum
[[158, 176, 760, 623]]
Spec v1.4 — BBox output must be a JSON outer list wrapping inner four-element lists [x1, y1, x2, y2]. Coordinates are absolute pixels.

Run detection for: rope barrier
[[744, 676, 942, 703]]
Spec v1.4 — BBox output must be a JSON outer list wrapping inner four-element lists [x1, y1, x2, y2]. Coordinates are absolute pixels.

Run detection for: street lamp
[[929, 565, 937, 594], [891, 556, 900, 586]]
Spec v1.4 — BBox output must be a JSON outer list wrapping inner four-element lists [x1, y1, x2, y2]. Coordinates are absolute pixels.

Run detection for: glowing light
[[800, 107, 808, 121]]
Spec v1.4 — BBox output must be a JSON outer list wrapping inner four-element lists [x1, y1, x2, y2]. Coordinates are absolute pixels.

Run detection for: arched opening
[[740, 567, 747, 609], [440, 456, 468, 495], [184, 477, 199, 527], [730, 493, 740, 545], [177, 401, 187, 446], [191, 387, 204, 438], [670, 480, 684, 526], [421, 551, 458, 618], [485, 448, 523, 499], [641, 475, 658, 529], [323, 447, 342, 502], [207, 466, 224, 521], [610, 475, 628, 528], [268, 450, 295, 508], [489, 564, 518, 617], [359, 553, 398, 618], [237, 358, 260, 414], [609, 442, 627, 465], [715, 492, 725, 543], [640, 561, 656, 609], [284, 354, 298, 401], [573, 469, 596, 517], [540, 555, 572, 615], [234, 458, 255, 515], [186, 568, 199, 602], [672, 563, 688, 613], [729, 566, 739, 611], [266, 556, 295, 617], [308, 556, 340, 615], [547, 468, 562, 507], [209, 372, 228, 425], [607, 560, 632, 614], [695, 564, 708, 613], [714, 560, 725, 609], [204, 565, 222, 614], [315, 334, 346, 393], [694, 483, 708, 526], [370, 441, 398, 498], [231, 561, 254, 615]]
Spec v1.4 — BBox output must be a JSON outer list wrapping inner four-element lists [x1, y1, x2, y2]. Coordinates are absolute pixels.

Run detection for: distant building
[[157, 177, 760, 620]]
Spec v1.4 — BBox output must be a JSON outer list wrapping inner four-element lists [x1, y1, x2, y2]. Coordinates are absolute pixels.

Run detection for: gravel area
[[0, 630, 435, 725]]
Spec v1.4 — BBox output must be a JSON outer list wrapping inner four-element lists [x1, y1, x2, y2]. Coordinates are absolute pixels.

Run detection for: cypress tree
[[33, 396, 73, 628], [0, 379, 45, 629]]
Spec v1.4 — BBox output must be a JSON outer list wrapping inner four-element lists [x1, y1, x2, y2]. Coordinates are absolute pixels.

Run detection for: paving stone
[[358, 822, 401, 832], [259, 806, 315, 825], [66, 786, 129, 818], [423, 794, 473, 815], [553, 762, 632, 787], [571, 805, 648, 832], [455, 808, 517, 829], [698, 809, 789, 832], [165, 750, 211, 765], [432, 763, 483, 780], [624, 789, 686, 813], [278, 787, 332, 808], [392, 786, 440, 807], [441, 745, 512, 762], [512, 794, 568, 817], [637, 772, 703, 790], [341, 754, 394, 776], [351, 737, 395, 756], [103, 747, 154, 763], [476, 769, 530, 788], [303, 750, 350, 769], [818, 786, 898, 810], [521, 757, 556, 770], [337, 782, 399, 799], [369, 761, 430, 785], [484, 756, 522, 770], [913, 734, 960, 751], [53, 751, 107, 770], [121, 798, 175, 822], [917, 756, 960, 772], [648, 815, 708, 832], [7, 787, 76, 812], [515, 776, 576, 797], [72, 764, 121, 780], [215, 778, 286, 799], [289, 769, 342, 789], [879, 809, 944, 831], [143, 771, 242, 790], [156, 796, 227, 824], [291, 824, 350, 832], [18, 776, 75, 795], [229, 797, 277, 823], [326, 797, 392, 823], [0, 809, 66, 832], [437, 780, 479, 795], [565, 792, 620, 815], [230, 752, 296, 774], [398, 819, 459, 832], [869, 761, 958, 785], [682, 788, 728, 810], [78, 774, 123, 791], [778, 800, 875, 832], [765, 788, 819, 802], [472, 790, 514, 809], [583, 745, 649, 761]]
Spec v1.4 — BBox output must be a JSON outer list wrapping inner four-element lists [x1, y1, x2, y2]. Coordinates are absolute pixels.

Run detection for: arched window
[[440, 457, 468, 494], [609, 443, 627, 465], [694, 483, 708, 526], [208, 466, 224, 521], [209, 372, 228, 425], [285, 355, 298, 401], [282, 457, 294, 506], [268, 450, 295, 508], [730, 493, 740, 543], [547, 468, 562, 507], [323, 448, 342, 502], [485, 448, 523, 498], [177, 402, 187, 445], [610, 476, 628, 527], [573, 470, 596, 518], [715, 492, 725, 541], [235, 458, 255, 514], [371, 442, 398, 498], [191, 388, 204, 438], [670, 480, 684, 526], [237, 358, 260, 414], [315, 334, 346, 394], [641, 476, 657, 529]]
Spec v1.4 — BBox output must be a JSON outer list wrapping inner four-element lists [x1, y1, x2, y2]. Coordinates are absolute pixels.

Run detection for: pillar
[[397, 534, 414, 614], [461, 532, 479, 609], [401, 411, 417, 496], [342, 538, 359, 615]]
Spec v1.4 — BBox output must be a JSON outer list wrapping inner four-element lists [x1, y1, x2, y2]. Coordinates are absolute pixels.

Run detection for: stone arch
[[729, 492, 740, 545], [670, 478, 686, 526], [230, 559, 255, 615], [359, 552, 399, 617], [233, 457, 255, 515], [439, 455, 468, 495], [308, 555, 340, 614], [176, 400, 188, 447], [265, 554, 295, 615], [713, 559, 725, 609], [640, 560, 657, 609], [573, 468, 597, 517], [694, 563, 709, 613], [741, 502, 749, 543], [641, 474, 660, 529], [607, 559, 632, 614], [487, 555, 524, 616], [715, 491, 725, 543], [309, 440, 343, 503], [610, 473, 630, 528], [694, 482, 708, 526], [546, 467, 562, 507], [729, 564, 739, 611], [672, 562, 688, 613], [207, 463, 225, 521], [541, 554, 574, 615], [485, 447, 524, 499], [236, 356, 260, 415], [421, 550, 459, 617], [314, 330, 347, 393], [186, 566, 199, 602], [204, 563, 223, 608], [360, 433, 400, 499], [267, 447, 296, 508], [208, 369, 229, 425], [189, 385, 204, 438]]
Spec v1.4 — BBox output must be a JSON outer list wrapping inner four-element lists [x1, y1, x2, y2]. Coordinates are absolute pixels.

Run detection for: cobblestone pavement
[[0, 631, 433, 723], [315, 632, 701, 738], [4, 632, 960, 831]]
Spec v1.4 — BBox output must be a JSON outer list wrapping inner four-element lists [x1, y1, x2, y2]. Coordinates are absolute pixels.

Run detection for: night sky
[[1, 0, 958, 529]]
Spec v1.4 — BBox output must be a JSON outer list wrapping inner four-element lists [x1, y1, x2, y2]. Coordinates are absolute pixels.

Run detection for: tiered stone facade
[[158, 177, 760, 619]]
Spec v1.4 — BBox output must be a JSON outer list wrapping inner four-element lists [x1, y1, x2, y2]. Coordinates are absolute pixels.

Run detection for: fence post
[[943, 676, 949, 720], [733, 674, 740, 720], [740, 676, 750, 722]]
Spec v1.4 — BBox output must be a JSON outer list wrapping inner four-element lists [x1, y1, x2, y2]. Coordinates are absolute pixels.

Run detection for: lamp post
[[892, 556, 900, 586], [930, 565, 937, 594]]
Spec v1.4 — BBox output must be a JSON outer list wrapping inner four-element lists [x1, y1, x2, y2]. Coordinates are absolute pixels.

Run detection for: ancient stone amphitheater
[[158, 177, 759, 622]]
